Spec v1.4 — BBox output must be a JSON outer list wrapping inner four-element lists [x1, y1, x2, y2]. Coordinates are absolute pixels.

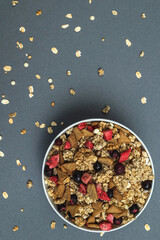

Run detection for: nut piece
[[102, 105, 110, 114], [13, 226, 18, 232], [106, 204, 123, 214], [2, 192, 8, 199], [68, 133, 78, 148], [144, 224, 150, 231], [136, 71, 142, 79], [87, 183, 98, 201], [51, 221, 56, 229], [51, 47, 58, 54], [125, 39, 132, 47], [27, 180, 33, 189], [98, 157, 113, 166], [98, 68, 104, 76]]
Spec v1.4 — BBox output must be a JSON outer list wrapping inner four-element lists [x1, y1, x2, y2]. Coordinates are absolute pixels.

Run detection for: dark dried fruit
[[55, 138, 62, 146], [73, 170, 83, 183], [129, 204, 139, 215], [114, 163, 125, 175], [109, 150, 120, 159], [94, 161, 102, 171], [114, 217, 122, 225], [107, 189, 113, 198], [141, 180, 152, 190], [44, 165, 53, 177]]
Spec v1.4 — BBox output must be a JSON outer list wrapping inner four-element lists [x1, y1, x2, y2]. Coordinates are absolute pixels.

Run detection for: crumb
[[70, 89, 76, 95], [12, 0, 18, 6], [90, 16, 95, 21], [65, 13, 72, 19], [64, 224, 67, 229], [3, 66, 12, 72], [19, 26, 25, 33], [35, 74, 41, 79], [0, 151, 5, 157], [141, 97, 147, 104], [50, 84, 55, 90], [29, 37, 34, 42], [136, 71, 142, 79], [24, 63, 29, 68], [100, 232, 104, 237], [1, 99, 10, 105], [98, 68, 104, 76], [61, 122, 64, 125], [48, 78, 53, 83], [36, 10, 42, 16], [102, 105, 110, 114], [9, 112, 17, 118], [51, 47, 58, 54], [141, 13, 146, 18], [61, 24, 69, 29], [75, 50, 81, 57], [102, 38, 105, 41], [139, 51, 144, 57], [9, 118, 13, 124], [27, 180, 33, 189], [11, 81, 16, 85], [125, 39, 132, 47], [21, 208, 24, 212], [21, 129, 27, 135], [13, 226, 18, 232], [51, 102, 55, 107], [0, 135, 2, 141], [66, 70, 71, 76], [144, 224, 150, 231], [16, 42, 23, 49], [51, 221, 56, 229], [16, 159, 21, 166], [22, 165, 26, 171], [2, 192, 8, 199]]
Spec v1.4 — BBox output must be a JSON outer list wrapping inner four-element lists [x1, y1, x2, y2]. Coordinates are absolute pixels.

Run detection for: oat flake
[[112, 10, 118, 15], [66, 13, 72, 19], [9, 112, 17, 117], [144, 224, 150, 231], [90, 16, 95, 21], [2, 192, 8, 199], [141, 97, 147, 104], [47, 127, 53, 134], [75, 26, 81, 32], [125, 39, 132, 47], [3, 66, 12, 72], [51, 121, 57, 126], [139, 51, 144, 57], [24, 63, 29, 67], [51, 47, 58, 54], [40, 123, 45, 128], [61, 24, 69, 29], [0, 151, 5, 157], [75, 50, 81, 57], [1, 99, 9, 105], [102, 105, 110, 114], [35, 121, 40, 127]]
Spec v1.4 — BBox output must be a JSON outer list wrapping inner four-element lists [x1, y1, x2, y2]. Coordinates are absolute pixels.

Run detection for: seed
[[51, 47, 58, 54], [74, 26, 81, 32], [136, 71, 142, 79], [125, 39, 132, 47], [2, 192, 8, 199]]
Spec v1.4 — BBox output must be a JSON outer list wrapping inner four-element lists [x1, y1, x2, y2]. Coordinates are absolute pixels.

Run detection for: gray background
[[0, 0, 160, 239]]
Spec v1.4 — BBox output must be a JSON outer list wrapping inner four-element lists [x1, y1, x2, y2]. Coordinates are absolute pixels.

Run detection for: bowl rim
[[42, 118, 155, 233]]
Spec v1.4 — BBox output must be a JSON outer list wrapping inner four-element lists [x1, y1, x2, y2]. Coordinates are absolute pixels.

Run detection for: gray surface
[[0, 0, 159, 239]]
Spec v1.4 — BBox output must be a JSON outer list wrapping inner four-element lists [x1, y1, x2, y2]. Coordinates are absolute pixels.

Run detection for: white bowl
[[42, 118, 155, 233]]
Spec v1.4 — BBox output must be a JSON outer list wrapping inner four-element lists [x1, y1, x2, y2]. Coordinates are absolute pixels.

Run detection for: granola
[[44, 121, 154, 231]]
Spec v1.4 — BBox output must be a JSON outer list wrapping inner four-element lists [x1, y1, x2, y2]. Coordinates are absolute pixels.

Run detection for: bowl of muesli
[[42, 119, 154, 232]]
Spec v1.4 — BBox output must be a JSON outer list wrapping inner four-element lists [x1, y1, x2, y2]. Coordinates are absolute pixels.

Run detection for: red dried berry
[[78, 122, 86, 130], [119, 148, 131, 163], [50, 176, 58, 185], [97, 191, 110, 201], [79, 184, 87, 195], [64, 141, 71, 149], [46, 154, 59, 169], [99, 221, 112, 231], [107, 214, 114, 224], [87, 125, 94, 132], [81, 173, 92, 185], [103, 129, 113, 141], [85, 140, 93, 150]]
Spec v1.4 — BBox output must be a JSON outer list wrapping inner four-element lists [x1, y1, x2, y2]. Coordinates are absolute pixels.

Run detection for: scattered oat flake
[[19, 26, 25, 33], [11, 80, 16, 85], [22, 165, 26, 171], [36, 10, 42, 16], [29, 37, 34, 42], [64, 224, 67, 229], [89, 0, 92, 4], [13, 226, 18, 232], [102, 105, 110, 114], [1, 99, 10, 105], [51, 102, 55, 107], [102, 38, 105, 41], [51, 47, 58, 54], [51, 221, 56, 229], [50, 84, 55, 90], [70, 89, 76, 95], [75, 50, 81, 57], [112, 10, 118, 15], [2, 192, 8, 199], [48, 78, 53, 83], [21, 129, 26, 135], [16, 42, 23, 49], [16, 159, 21, 166], [100, 232, 104, 237], [144, 224, 150, 231], [12, 0, 18, 6], [141, 97, 147, 104], [9, 112, 17, 118], [98, 68, 104, 76], [9, 118, 13, 124], [0, 151, 5, 157], [61, 122, 64, 125], [21, 208, 24, 212], [3, 66, 12, 72], [35, 121, 40, 127], [141, 13, 146, 18], [40, 123, 45, 128], [125, 39, 132, 47], [139, 51, 144, 57], [27, 180, 33, 189], [90, 16, 95, 21], [29, 93, 34, 98], [51, 121, 57, 126], [35, 74, 41, 79], [47, 127, 53, 134], [24, 63, 29, 68], [136, 71, 142, 79], [65, 13, 72, 19], [61, 24, 69, 29], [75, 26, 81, 32], [66, 70, 71, 76]]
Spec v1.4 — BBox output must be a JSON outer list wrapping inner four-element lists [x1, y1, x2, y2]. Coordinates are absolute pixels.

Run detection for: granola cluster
[[44, 121, 154, 231]]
